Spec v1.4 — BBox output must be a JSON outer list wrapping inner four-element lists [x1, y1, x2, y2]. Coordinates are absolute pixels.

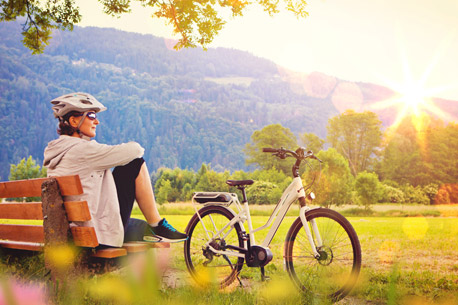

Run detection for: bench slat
[[122, 242, 150, 253], [0, 241, 126, 259], [123, 241, 171, 252], [0, 201, 91, 222], [147, 242, 170, 249], [70, 226, 99, 248], [65, 201, 91, 221], [0, 241, 170, 254], [0, 175, 83, 198], [91, 248, 127, 258], [0, 224, 44, 242], [0, 202, 43, 220]]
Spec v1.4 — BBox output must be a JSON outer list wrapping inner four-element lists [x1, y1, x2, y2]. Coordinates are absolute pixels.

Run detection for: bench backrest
[[0, 175, 100, 249]]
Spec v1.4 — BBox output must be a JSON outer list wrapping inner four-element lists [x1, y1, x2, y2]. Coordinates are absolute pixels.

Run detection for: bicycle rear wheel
[[284, 208, 361, 301], [184, 205, 245, 288]]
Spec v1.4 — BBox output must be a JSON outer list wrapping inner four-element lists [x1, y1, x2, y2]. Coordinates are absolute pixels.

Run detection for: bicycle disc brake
[[316, 245, 333, 266]]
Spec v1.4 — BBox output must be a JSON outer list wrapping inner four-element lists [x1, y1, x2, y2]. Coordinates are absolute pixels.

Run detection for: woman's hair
[[57, 111, 83, 135]]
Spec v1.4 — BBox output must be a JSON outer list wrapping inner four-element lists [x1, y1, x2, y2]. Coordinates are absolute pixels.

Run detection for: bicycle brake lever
[[313, 155, 323, 163]]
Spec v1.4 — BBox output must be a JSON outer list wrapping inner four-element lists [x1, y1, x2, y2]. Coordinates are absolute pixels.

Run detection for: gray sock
[[149, 219, 162, 227]]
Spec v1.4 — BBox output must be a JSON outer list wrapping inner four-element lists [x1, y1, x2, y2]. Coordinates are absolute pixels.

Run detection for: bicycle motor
[[245, 245, 273, 267]]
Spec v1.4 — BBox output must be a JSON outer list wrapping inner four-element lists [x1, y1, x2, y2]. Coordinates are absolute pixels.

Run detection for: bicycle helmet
[[51, 92, 106, 118]]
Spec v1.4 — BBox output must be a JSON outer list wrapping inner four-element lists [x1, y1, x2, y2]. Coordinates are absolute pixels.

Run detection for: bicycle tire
[[184, 205, 245, 288], [284, 208, 361, 301]]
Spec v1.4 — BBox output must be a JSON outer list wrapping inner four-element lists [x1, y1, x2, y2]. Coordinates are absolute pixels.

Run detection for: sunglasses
[[74, 112, 97, 120]]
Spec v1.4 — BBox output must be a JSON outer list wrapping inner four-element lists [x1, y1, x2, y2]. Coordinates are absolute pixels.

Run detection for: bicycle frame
[[193, 176, 323, 260]]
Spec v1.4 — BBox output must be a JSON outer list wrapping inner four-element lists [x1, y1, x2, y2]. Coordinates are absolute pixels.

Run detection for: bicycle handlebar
[[262, 147, 322, 162], [262, 148, 278, 153]]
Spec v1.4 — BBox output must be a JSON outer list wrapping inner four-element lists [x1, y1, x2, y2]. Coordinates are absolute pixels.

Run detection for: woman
[[43, 92, 187, 248]]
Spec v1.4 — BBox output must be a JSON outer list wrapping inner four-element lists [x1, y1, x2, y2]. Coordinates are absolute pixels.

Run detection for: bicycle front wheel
[[284, 208, 361, 301], [184, 205, 245, 288]]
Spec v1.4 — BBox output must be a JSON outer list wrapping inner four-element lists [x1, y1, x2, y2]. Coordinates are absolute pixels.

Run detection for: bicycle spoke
[[185, 206, 244, 289], [285, 209, 361, 301]]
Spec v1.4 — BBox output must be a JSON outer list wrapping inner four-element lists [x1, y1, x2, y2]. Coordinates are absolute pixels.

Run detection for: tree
[[195, 163, 230, 192], [354, 171, 383, 210], [327, 110, 383, 176], [245, 124, 298, 174], [156, 178, 172, 204], [299, 132, 325, 153], [377, 115, 445, 186], [302, 148, 354, 208], [9, 155, 47, 181], [427, 121, 458, 184], [9, 156, 47, 202], [1, 0, 309, 54]]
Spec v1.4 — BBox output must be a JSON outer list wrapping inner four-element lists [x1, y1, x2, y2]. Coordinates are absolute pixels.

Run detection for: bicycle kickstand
[[260, 266, 270, 282], [222, 254, 244, 287]]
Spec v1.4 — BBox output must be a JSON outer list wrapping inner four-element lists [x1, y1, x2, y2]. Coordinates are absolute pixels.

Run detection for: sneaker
[[144, 218, 188, 243]]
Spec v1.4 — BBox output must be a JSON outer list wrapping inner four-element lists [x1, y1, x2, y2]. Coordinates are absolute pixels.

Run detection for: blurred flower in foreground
[[257, 278, 299, 304], [46, 244, 77, 272], [0, 278, 47, 305], [88, 275, 133, 304], [378, 240, 400, 264]]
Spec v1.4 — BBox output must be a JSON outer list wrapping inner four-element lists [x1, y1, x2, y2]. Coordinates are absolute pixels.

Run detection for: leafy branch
[[0, 0, 308, 53]]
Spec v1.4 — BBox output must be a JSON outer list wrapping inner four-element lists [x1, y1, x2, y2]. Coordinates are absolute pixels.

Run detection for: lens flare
[[367, 31, 457, 164], [402, 217, 428, 241]]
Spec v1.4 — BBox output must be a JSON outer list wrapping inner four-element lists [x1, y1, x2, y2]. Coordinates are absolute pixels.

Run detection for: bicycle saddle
[[226, 180, 254, 187]]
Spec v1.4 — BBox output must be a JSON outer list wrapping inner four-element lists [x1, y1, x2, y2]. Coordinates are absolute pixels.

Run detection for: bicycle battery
[[192, 192, 237, 206]]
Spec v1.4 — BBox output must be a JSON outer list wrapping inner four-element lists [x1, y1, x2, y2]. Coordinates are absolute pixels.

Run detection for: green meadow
[[1, 204, 457, 304], [150, 204, 458, 304]]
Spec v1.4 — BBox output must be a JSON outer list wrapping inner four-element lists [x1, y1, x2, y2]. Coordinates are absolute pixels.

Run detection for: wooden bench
[[0, 175, 169, 275]]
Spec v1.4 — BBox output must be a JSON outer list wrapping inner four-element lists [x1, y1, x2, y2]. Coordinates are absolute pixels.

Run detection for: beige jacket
[[43, 135, 144, 247]]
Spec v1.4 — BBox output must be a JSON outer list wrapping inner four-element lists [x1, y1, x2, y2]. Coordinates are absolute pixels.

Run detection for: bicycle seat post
[[238, 186, 248, 203]]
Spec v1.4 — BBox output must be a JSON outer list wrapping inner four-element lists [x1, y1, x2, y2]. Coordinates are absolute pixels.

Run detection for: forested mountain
[[0, 20, 456, 181]]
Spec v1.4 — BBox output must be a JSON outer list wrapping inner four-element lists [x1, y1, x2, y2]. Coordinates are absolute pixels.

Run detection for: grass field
[[146, 202, 458, 304], [155, 203, 458, 218], [1, 203, 458, 304]]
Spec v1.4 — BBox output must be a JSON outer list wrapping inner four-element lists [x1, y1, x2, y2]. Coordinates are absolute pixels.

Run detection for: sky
[[77, 0, 458, 101]]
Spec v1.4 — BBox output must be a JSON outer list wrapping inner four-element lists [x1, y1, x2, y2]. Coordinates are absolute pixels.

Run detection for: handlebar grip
[[262, 148, 278, 153]]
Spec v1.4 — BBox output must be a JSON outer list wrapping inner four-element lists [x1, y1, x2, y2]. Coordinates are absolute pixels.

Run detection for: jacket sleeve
[[80, 140, 145, 170]]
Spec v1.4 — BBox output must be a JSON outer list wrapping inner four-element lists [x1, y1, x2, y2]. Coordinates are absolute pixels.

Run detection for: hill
[[0, 21, 455, 180]]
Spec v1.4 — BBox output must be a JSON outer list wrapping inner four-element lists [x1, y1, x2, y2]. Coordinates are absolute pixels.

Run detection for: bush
[[381, 184, 405, 203], [401, 184, 429, 204], [435, 188, 451, 205], [422, 183, 439, 205], [435, 184, 458, 204], [355, 171, 383, 209], [246, 181, 282, 205]]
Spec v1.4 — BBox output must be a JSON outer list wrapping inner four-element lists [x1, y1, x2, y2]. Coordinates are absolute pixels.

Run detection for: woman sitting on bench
[[43, 92, 187, 249]]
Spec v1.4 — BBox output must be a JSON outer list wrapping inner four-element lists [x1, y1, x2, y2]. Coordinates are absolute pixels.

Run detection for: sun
[[368, 79, 439, 129], [398, 82, 429, 115], [368, 30, 457, 129]]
